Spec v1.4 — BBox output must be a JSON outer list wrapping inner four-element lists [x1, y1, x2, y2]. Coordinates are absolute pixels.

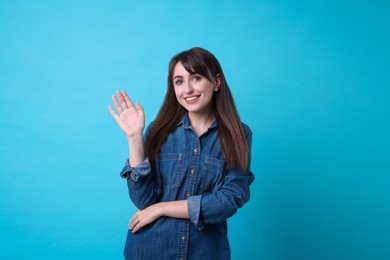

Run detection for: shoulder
[[144, 121, 154, 136], [241, 122, 252, 138]]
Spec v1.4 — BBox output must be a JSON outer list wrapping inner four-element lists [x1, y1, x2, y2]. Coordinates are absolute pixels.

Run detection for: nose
[[184, 81, 194, 94]]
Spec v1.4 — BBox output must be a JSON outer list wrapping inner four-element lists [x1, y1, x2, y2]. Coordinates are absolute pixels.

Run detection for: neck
[[187, 111, 216, 136]]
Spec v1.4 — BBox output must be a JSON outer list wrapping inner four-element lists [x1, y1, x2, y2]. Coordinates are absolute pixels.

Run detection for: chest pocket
[[200, 156, 226, 193], [157, 153, 183, 191]]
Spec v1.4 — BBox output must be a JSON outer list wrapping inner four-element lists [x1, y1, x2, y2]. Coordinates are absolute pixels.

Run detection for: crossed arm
[[128, 200, 189, 233]]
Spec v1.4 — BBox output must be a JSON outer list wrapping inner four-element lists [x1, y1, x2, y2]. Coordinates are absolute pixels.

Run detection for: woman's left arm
[[187, 168, 254, 230], [129, 167, 254, 233], [129, 200, 188, 233], [128, 166, 254, 233]]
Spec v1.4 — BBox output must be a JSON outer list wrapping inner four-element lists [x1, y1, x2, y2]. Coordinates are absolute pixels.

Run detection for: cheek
[[173, 88, 183, 103], [173, 86, 180, 97], [203, 85, 215, 97]]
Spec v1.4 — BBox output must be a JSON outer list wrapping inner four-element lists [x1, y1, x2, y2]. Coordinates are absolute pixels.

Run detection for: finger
[[117, 90, 129, 109], [122, 90, 135, 109], [135, 102, 145, 119], [129, 216, 135, 226], [129, 220, 135, 230], [132, 222, 142, 233], [135, 102, 143, 113], [128, 220, 134, 229], [130, 218, 140, 231], [108, 105, 119, 120], [130, 215, 138, 229], [112, 95, 123, 113], [132, 225, 138, 233]]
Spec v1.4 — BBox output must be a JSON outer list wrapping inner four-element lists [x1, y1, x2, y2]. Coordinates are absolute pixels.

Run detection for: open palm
[[108, 90, 145, 138]]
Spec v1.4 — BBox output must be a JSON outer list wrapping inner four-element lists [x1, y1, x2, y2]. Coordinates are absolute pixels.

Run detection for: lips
[[184, 95, 200, 103], [185, 96, 199, 101]]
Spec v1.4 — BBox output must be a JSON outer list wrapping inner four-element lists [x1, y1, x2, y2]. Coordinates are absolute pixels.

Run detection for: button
[[193, 148, 197, 153], [190, 169, 195, 175], [181, 235, 186, 241], [185, 192, 191, 197], [131, 173, 139, 181], [179, 258, 183, 260]]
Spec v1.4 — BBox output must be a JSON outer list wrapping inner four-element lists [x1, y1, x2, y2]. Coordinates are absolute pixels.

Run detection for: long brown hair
[[145, 47, 249, 172]]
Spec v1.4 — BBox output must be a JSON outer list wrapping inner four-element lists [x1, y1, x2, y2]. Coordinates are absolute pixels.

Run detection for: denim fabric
[[120, 113, 254, 260]]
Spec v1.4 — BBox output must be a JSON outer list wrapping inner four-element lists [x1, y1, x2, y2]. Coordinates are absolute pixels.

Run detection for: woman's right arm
[[109, 90, 160, 209], [108, 90, 145, 166]]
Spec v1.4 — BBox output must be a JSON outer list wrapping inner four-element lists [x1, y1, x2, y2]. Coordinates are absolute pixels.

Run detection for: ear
[[214, 74, 221, 92]]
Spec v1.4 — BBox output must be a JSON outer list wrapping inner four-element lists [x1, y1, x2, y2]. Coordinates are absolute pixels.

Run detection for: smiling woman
[[172, 62, 220, 125], [108, 47, 254, 260]]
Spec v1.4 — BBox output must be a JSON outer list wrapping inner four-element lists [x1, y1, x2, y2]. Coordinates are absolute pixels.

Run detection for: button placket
[[177, 132, 200, 260]]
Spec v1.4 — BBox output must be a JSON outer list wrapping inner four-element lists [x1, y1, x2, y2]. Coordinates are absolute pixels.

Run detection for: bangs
[[168, 47, 221, 86], [177, 53, 215, 82]]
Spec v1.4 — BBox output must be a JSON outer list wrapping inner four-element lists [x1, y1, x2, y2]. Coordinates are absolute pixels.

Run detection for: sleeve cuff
[[187, 195, 205, 231], [120, 157, 151, 181]]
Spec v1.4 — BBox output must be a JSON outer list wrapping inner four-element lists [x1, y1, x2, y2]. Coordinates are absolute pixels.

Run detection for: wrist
[[127, 132, 143, 141], [154, 203, 164, 218], [127, 134, 144, 146], [127, 133, 145, 167]]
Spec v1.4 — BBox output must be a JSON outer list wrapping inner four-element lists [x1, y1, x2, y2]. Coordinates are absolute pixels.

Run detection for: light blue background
[[1, 1, 389, 259]]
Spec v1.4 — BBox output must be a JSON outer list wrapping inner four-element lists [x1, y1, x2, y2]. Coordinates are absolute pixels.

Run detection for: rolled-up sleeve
[[120, 158, 152, 181], [187, 170, 254, 230], [120, 157, 161, 209], [187, 194, 204, 229]]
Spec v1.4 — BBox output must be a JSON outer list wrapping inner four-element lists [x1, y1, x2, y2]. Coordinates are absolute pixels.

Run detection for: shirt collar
[[177, 113, 218, 130]]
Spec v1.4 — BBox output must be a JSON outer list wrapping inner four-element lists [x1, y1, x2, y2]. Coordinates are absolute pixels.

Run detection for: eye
[[175, 79, 183, 85], [193, 75, 202, 81]]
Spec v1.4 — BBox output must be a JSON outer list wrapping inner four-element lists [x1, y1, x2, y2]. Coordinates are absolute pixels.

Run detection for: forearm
[[129, 200, 188, 233], [157, 200, 189, 219], [127, 134, 145, 167]]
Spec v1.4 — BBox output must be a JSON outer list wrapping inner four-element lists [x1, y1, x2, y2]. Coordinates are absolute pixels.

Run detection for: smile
[[185, 96, 200, 102]]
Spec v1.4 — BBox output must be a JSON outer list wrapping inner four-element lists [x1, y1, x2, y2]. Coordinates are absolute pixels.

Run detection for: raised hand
[[108, 90, 145, 138]]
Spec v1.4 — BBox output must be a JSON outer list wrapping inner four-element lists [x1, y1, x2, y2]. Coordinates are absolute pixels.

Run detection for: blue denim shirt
[[120, 113, 254, 260]]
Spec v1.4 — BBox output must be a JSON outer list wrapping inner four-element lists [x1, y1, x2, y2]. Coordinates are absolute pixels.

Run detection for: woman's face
[[172, 62, 220, 117]]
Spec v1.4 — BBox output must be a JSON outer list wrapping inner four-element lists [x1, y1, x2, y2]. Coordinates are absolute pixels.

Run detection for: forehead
[[173, 62, 192, 77]]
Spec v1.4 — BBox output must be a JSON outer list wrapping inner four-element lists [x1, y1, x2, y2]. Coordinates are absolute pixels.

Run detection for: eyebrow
[[173, 73, 200, 79]]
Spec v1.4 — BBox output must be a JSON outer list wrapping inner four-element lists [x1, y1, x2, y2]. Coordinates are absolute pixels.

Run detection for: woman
[[108, 47, 254, 260]]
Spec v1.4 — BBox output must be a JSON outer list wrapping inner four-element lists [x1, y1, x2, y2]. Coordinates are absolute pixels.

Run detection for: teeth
[[186, 96, 198, 101]]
